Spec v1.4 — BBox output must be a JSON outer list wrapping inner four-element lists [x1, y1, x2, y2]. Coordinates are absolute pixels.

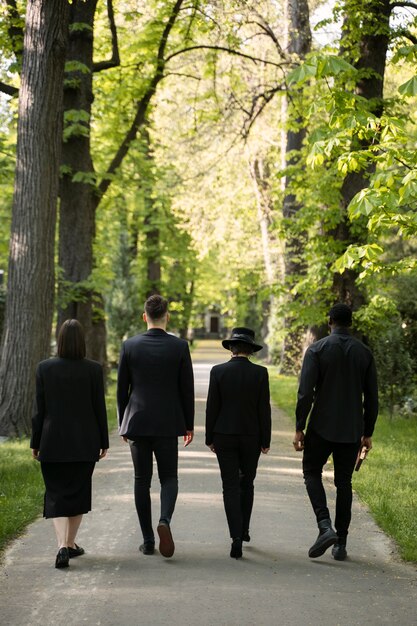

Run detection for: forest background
[[2, 0, 417, 435], [0, 0, 416, 561]]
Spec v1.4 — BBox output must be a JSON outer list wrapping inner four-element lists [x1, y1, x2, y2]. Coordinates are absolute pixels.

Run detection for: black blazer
[[31, 357, 109, 462], [296, 328, 378, 442], [117, 328, 194, 438], [205, 357, 271, 449]]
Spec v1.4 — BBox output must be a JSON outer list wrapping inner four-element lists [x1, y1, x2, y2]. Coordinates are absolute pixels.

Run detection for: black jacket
[[31, 357, 109, 462], [205, 357, 271, 448], [117, 328, 194, 438], [296, 328, 378, 442]]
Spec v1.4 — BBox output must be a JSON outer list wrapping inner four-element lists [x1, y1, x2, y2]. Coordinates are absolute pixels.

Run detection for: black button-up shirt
[[295, 327, 378, 442]]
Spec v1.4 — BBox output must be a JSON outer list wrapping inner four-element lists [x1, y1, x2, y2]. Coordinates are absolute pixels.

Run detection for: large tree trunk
[[332, 0, 392, 308], [58, 1, 184, 363], [0, 0, 69, 437], [280, 0, 311, 372], [57, 0, 107, 365]]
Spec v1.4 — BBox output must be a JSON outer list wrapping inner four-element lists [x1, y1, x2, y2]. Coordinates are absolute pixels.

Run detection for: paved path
[[1, 341, 416, 626]]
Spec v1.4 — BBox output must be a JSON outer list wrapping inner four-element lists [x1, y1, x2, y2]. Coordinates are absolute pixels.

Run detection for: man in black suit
[[294, 303, 378, 560], [117, 295, 194, 558]]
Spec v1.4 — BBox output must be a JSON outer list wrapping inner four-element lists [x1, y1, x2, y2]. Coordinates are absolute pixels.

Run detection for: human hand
[[207, 444, 215, 453], [183, 430, 194, 447], [32, 449, 39, 460], [261, 447, 270, 454], [121, 436, 128, 443], [361, 436, 372, 451], [293, 431, 305, 451], [99, 449, 108, 459]]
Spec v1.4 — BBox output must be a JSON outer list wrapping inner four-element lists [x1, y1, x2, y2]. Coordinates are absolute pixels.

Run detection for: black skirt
[[40, 461, 96, 518]]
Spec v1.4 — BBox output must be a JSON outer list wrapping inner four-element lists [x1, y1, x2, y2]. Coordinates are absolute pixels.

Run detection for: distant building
[[193, 307, 226, 339]]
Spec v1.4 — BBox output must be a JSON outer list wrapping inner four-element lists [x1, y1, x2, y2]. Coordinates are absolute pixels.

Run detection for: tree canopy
[[1, 0, 417, 435]]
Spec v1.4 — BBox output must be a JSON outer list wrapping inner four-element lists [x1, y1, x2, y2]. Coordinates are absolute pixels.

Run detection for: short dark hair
[[230, 341, 255, 356], [144, 294, 168, 321], [328, 303, 352, 327], [57, 319, 86, 359]]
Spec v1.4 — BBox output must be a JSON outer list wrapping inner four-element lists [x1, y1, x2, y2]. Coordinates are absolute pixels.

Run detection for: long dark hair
[[57, 319, 86, 360]]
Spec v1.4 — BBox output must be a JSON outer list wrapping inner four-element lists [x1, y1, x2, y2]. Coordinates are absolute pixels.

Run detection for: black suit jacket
[[296, 328, 378, 442], [117, 328, 194, 438], [31, 357, 109, 462], [205, 357, 271, 448]]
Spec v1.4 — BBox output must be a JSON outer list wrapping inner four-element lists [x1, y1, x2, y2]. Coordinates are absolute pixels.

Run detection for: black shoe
[[242, 530, 251, 543], [230, 538, 243, 559], [139, 542, 155, 555], [332, 541, 347, 561], [157, 522, 175, 558], [68, 544, 85, 558], [55, 547, 69, 569], [308, 519, 337, 558]]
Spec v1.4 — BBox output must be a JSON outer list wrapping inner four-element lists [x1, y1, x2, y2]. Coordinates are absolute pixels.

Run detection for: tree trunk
[[57, 0, 107, 365], [0, 0, 69, 437], [280, 0, 311, 371], [332, 0, 392, 308], [142, 128, 161, 298]]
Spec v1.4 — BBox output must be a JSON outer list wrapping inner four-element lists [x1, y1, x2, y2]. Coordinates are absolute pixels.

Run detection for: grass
[[0, 379, 119, 559], [0, 439, 44, 555], [268, 369, 417, 563]]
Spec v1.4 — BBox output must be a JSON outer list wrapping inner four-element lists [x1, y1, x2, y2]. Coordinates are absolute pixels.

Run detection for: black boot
[[242, 529, 250, 543], [308, 519, 337, 558], [332, 537, 347, 561], [230, 537, 243, 559]]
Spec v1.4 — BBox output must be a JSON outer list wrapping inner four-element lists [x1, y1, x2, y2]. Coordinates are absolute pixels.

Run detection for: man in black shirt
[[294, 304, 378, 560]]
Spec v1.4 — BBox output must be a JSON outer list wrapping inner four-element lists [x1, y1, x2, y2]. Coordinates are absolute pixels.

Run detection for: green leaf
[[348, 189, 380, 219], [398, 76, 417, 97], [317, 55, 355, 78], [287, 61, 317, 85]]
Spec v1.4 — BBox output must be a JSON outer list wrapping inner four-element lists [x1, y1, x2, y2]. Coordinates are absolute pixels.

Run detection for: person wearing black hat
[[293, 303, 378, 561], [205, 327, 271, 559]]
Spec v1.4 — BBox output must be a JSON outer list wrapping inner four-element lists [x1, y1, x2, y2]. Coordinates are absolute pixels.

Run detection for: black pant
[[302, 427, 360, 538], [129, 437, 178, 543], [213, 433, 261, 539]]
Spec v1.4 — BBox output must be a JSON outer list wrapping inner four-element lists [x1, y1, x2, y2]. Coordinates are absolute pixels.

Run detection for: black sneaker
[[139, 542, 155, 555]]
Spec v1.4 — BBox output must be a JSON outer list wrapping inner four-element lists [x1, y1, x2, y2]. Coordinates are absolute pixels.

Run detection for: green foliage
[[353, 413, 417, 562], [0, 440, 44, 556], [63, 108, 91, 141]]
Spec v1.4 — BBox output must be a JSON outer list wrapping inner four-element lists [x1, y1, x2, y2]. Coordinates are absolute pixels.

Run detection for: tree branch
[[0, 81, 19, 97], [165, 45, 288, 69], [397, 29, 417, 44], [93, 0, 120, 72], [391, 1, 417, 9], [97, 0, 185, 200]]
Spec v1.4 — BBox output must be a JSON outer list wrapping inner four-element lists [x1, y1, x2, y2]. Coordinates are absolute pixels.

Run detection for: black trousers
[[129, 437, 178, 543], [302, 427, 360, 538], [213, 433, 261, 539]]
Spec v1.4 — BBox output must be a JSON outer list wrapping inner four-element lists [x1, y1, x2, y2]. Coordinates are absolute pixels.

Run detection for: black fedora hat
[[222, 327, 263, 352]]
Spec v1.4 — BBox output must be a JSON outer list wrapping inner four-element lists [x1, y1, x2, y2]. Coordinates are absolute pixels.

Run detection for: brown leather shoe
[[157, 522, 175, 558]]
